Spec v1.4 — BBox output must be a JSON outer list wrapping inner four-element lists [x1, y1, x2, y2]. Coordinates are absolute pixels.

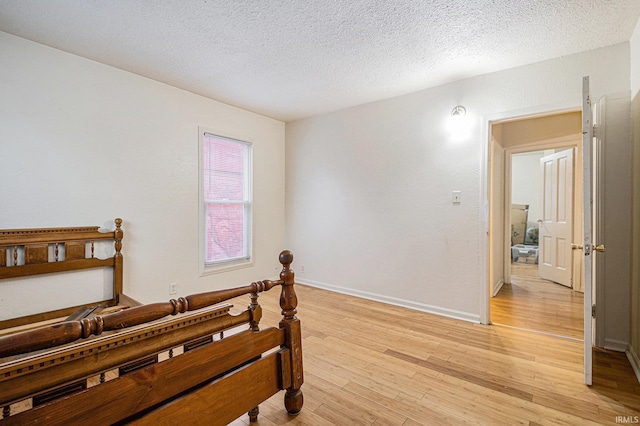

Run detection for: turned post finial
[[278, 250, 297, 320], [279, 250, 293, 269]]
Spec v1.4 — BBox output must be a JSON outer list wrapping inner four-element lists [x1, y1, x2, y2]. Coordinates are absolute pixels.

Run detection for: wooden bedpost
[[114, 218, 123, 304], [278, 250, 304, 415]]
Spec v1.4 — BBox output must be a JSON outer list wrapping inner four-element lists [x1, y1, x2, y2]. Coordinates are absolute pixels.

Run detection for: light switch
[[452, 191, 462, 203]]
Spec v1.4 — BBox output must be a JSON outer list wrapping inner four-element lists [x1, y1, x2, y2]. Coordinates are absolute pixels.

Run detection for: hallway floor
[[491, 263, 584, 340]]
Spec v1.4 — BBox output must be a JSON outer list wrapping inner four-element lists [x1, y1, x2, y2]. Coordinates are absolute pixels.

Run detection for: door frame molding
[[503, 140, 581, 288], [593, 96, 606, 349], [482, 101, 604, 346], [480, 100, 580, 326]]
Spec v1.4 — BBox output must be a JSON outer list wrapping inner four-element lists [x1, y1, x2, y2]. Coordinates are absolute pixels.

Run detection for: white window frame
[[198, 127, 253, 275]]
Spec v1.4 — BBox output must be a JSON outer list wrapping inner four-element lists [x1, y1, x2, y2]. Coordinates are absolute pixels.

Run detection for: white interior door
[[538, 148, 574, 287], [581, 76, 593, 385]]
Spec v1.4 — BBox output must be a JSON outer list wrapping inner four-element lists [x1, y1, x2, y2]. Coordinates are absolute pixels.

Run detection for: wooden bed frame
[[0, 219, 303, 425], [0, 218, 125, 331]]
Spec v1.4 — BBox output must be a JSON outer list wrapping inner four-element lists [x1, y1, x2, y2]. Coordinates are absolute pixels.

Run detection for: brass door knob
[[593, 244, 605, 252], [571, 244, 583, 250]]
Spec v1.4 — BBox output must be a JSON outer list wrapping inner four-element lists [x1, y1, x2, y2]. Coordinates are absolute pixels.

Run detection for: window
[[201, 131, 252, 267]]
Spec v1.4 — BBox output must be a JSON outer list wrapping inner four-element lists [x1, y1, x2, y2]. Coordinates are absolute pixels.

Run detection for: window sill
[[200, 258, 253, 276]]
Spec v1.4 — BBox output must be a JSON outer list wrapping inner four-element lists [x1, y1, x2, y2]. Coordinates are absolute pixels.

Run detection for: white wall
[[286, 41, 632, 344], [0, 32, 286, 319], [629, 17, 640, 376], [601, 93, 632, 350]]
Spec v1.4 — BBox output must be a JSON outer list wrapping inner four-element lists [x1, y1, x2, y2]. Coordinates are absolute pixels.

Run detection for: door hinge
[[593, 125, 601, 139], [592, 304, 596, 318]]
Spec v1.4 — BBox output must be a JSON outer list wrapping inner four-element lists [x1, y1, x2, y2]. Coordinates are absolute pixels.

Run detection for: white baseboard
[[492, 279, 504, 297], [604, 338, 629, 353], [627, 346, 640, 385], [296, 278, 480, 324]]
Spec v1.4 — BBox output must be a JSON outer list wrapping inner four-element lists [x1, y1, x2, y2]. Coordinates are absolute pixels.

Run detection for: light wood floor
[[491, 263, 584, 339], [229, 283, 639, 426]]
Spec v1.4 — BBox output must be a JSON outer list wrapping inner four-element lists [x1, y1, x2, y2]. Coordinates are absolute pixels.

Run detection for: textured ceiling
[[1, 1, 640, 121]]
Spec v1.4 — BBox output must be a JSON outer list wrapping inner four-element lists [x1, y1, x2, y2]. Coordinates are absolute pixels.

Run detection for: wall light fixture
[[448, 105, 471, 141], [451, 105, 466, 117]]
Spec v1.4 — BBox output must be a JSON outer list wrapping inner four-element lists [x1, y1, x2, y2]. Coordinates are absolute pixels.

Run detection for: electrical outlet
[[169, 283, 177, 295], [301, 265, 305, 273]]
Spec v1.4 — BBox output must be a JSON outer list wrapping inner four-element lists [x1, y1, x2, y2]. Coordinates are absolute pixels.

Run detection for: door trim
[[481, 100, 580, 327], [593, 96, 606, 349], [503, 139, 581, 287]]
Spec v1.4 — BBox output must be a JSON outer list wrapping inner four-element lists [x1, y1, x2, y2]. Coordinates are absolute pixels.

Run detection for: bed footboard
[[0, 250, 303, 425]]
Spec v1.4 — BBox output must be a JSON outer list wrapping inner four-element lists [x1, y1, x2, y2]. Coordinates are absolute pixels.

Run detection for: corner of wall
[[627, 345, 640, 384], [630, 17, 640, 98], [629, 15, 640, 369], [493, 279, 504, 297]]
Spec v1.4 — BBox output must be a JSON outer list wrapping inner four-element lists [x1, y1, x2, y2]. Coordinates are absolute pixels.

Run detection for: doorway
[[488, 111, 584, 340]]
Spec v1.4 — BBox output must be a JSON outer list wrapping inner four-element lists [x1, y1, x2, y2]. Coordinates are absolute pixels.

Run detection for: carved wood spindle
[[278, 250, 304, 416], [13, 245, 17, 266], [2, 405, 9, 419], [169, 348, 174, 358], [219, 331, 224, 339], [114, 218, 124, 303], [55, 242, 59, 262], [249, 282, 263, 332], [100, 372, 106, 383], [91, 241, 95, 258], [114, 218, 123, 256]]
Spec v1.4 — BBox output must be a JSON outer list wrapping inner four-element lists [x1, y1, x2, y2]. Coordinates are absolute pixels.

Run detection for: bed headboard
[[0, 218, 124, 330]]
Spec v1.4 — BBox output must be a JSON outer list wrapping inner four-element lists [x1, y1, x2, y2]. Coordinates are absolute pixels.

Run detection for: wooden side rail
[[0, 251, 292, 358], [0, 304, 241, 407], [0, 282, 279, 358], [1, 328, 286, 426], [131, 349, 288, 426]]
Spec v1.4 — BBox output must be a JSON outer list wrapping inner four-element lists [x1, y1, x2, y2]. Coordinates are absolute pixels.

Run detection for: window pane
[[205, 203, 246, 263], [202, 131, 251, 267], [203, 134, 246, 201]]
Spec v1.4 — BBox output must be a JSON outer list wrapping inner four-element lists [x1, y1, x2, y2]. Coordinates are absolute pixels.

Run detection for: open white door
[[580, 76, 594, 385], [538, 148, 574, 287]]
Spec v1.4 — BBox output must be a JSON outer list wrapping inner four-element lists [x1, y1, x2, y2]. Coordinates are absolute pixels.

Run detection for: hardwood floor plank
[[386, 349, 535, 401], [433, 373, 605, 426], [410, 372, 530, 425], [342, 382, 407, 426], [391, 391, 471, 426], [491, 265, 583, 339], [226, 284, 638, 425], [427, 352, 607, 420], [304, 378, 378, 425]]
